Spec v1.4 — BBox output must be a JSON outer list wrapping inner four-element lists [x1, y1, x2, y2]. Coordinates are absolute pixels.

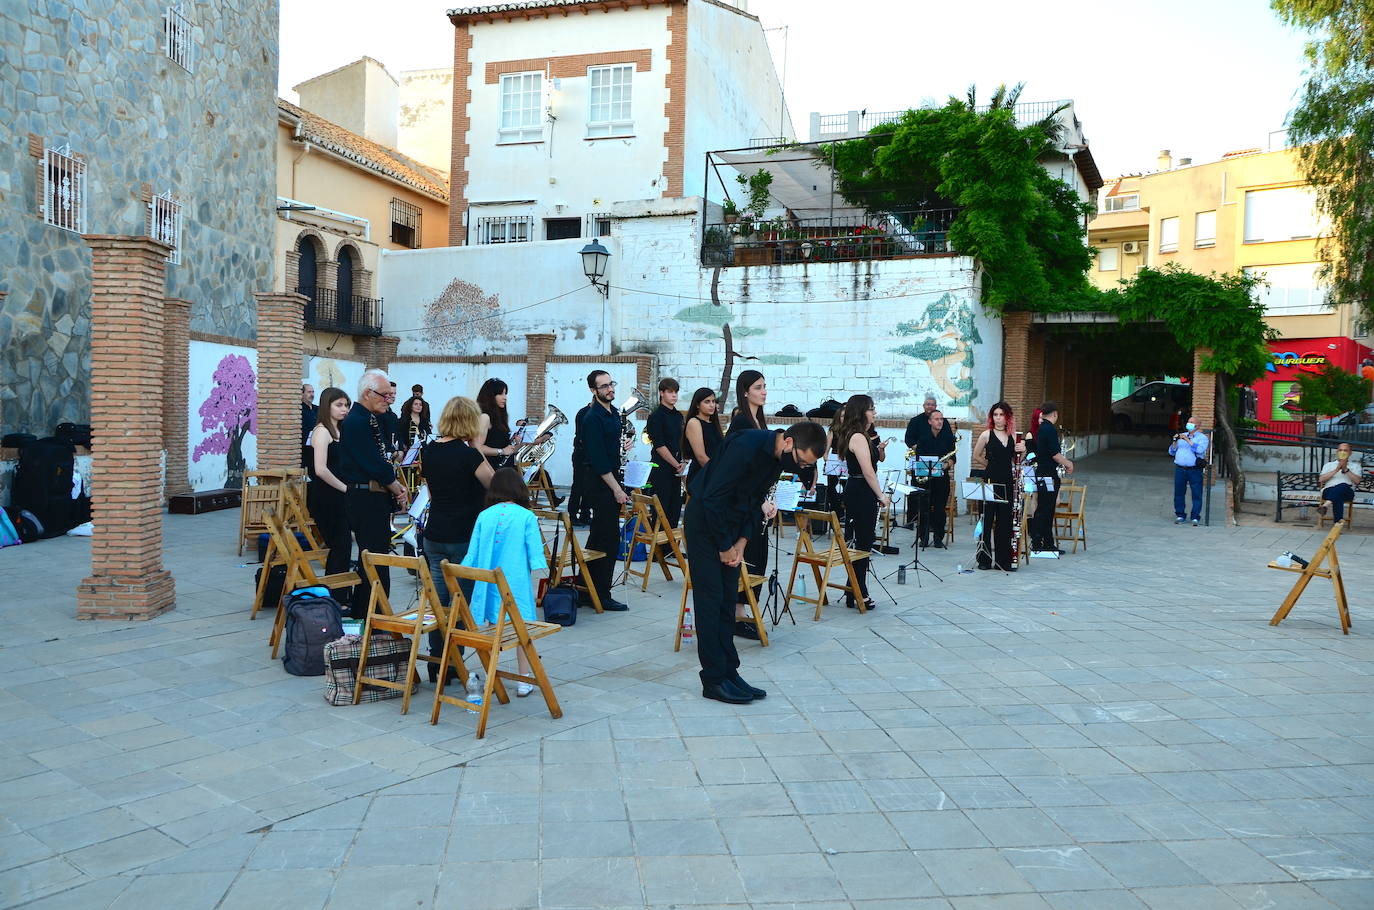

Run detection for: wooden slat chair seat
[[625, 492, 687, 591], [353, 552, 445, 714], [535, 508, 604, 613], [238, 470, 290, 556], [1053, 484, 1087, 552], [266, 511, 360, 658], [675, 561, 768, 650], [785, 509, 869, 620], [432, 562, 562, 739]]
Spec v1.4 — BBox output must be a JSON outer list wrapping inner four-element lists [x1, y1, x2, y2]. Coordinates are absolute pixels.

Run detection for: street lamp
[[579, 239, 610, 296]]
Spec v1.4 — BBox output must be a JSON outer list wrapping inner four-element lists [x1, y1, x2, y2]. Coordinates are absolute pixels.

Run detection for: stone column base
[[77, 570, 176, 621]]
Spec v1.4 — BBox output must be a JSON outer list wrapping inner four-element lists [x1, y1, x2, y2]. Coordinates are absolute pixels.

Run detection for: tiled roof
[[278, 99, 449, 202]]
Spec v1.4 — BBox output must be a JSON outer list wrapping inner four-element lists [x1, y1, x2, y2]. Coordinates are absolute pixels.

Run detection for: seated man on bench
[[1319, 443, 1363, 524]]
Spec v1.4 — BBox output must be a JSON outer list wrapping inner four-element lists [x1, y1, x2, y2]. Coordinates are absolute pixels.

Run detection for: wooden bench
[[1275, 470, 1374, 526]]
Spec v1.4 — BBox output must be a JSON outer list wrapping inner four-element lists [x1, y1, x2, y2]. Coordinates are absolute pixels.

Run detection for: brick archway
[[285, 229, 328, 294]]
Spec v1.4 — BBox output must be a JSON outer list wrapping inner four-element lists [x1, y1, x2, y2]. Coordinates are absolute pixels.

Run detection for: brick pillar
[[255, 292, 308, 471], [1001, 311, 1032, 415], [1026, 330, 1046, 412], [1191, 346, 1217, 431], [525, 333, 555, 418], [78, 236, 175, 620], [635, 355, 654, 396], [358, 335, 399, 372], [163, 298, 192, 497]]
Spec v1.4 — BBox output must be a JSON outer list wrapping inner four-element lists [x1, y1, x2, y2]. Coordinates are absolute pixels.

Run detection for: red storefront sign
[[1256, 336, 1373, 431]]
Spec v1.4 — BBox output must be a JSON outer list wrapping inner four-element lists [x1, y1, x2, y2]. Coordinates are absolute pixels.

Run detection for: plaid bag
[[323, 635, 418, 706]]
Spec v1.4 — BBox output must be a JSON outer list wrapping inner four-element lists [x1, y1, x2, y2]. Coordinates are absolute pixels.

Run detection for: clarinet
[[1009, 433, 1026, 567]]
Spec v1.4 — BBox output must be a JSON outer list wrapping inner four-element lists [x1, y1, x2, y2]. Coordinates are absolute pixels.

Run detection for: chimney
[[294, 57, 400, 149], [1157, 149, 1172, 171]]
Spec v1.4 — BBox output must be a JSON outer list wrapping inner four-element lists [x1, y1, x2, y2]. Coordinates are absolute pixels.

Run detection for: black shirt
[[1034, 421, 1061, 477], [483, 415, 511, 469], [728, 409, 764, 434], [686, 429, 782, 552], [335, 402, 397, 486], [578, 399, 622, 477], [915, 424, 954, 459], [301, 404, 317, 444], [379, 408, 401, 453], [422, 439, 485, 543], [685, 416, 723, 481], [570, 404, 592, 469], [646, 405, 684, 463], [907, 413, 954, 452]]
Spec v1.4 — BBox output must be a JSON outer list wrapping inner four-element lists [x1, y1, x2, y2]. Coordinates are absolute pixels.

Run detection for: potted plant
[[736, 171, 773, 223], [721, 199, 739, 224]]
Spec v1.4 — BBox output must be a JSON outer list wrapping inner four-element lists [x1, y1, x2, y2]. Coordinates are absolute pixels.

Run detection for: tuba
[[514, 404, 568, 470], [617, 387, 650, 469]]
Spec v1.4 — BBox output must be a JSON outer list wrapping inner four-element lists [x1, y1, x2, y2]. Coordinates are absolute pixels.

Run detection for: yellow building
[[274, 67, 449, 359]]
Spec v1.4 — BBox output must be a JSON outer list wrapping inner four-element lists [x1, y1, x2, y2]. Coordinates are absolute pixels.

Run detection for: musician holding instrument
[[914, 409, 956, 549], [727, 370, 770, 626], [904, 393, 941, 449], [574, 370, 630, 611], [476, 378, 517, 468], [645, 378, 686, 528], [836, 395, 889, 610], [1031, 402, 1072, 552], [971, 401, 1024, 571], [686, 421, 826, 703]]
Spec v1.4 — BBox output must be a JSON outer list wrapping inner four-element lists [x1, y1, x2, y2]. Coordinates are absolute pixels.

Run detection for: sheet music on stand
[[622, 460, 653, 489], [824, 453, 846, 477], [961, 480, 1006, 503], [889, 482, 919, 504], [407, 483, 431, 523], [399, 439, 423, 466], [773, 480, 804, 512]]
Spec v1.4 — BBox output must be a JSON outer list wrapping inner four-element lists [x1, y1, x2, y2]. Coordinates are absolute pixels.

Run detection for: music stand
[[962, 479, 1010, 573], [883, 483, 942, 587]]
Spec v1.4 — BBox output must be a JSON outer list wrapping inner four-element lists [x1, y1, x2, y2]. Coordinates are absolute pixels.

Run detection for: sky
[[278, 0, 1314, 178]]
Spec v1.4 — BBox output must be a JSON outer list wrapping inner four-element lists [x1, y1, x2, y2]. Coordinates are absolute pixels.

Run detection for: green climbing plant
[[1296, 364, 1373, 418]]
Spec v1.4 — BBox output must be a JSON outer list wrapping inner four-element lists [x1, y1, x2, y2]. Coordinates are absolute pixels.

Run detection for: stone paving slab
[[2, 451, 1374, 908]]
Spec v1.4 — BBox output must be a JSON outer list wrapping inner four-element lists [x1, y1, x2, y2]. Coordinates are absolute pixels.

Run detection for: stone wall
[[0, 0, 277, 436]]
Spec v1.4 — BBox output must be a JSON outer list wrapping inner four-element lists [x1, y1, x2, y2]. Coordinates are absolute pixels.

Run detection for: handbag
[[323, 634, 417, 705]]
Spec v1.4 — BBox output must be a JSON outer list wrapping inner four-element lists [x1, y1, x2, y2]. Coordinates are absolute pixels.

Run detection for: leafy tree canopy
[[1296, 363, 1373, 417], [1272, 0, 1374, 326]]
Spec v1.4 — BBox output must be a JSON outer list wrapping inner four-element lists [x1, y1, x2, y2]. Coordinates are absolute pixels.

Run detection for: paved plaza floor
[[2, 450, 1374, 909]]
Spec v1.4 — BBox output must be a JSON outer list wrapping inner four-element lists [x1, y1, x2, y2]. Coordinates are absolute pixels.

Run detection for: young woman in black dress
[[306, 387, 354, 579], [726, 370, 769, 639], [835, 394, 891, 610], [971, 401, 1025, 571], [682, 387, 724, 485], [398, 394, 432, 446], [475, 378, 516, 468]]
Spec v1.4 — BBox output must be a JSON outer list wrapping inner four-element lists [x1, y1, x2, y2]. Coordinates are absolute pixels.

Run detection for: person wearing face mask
[[1169, 417, 1209, 526]]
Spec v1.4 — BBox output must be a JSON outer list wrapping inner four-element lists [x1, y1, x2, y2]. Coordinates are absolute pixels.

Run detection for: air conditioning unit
[[1122, 241, 1142, 254]]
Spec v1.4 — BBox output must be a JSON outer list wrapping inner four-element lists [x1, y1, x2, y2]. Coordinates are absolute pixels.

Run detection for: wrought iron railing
[[299, 286, 383, 336], [813, 101, 1073, 138], [701, 207, 958, 267], [1237, 427, 1374, 472]]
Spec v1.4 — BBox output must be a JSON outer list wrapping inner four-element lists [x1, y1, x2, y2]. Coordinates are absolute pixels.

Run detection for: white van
[[1111, 381, 1191, 431]]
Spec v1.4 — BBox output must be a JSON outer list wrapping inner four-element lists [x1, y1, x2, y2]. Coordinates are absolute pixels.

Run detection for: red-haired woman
[[970, 401, 1025, 571]]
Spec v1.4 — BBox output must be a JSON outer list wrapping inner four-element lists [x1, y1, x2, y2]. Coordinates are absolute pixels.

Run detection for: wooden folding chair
[[522, 464, 559, 509], [250, 489, 326, 621], [675, 560, 768, 650], [1268, 521, 1351, 634], [353, 552, 445, 715], [266, 511, 360, 657], [785, 509, 869, 620], [238, 470, 289, 556], [1053, 483, 1087, 552], [624, 492, 687, 591], [535, 508, 604, 613], [431, 562, 562, 739]]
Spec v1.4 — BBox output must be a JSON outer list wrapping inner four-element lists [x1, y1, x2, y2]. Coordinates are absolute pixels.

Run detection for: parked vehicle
[[1317, 404, 1374, 442], [1111, 381, 1191, 431]]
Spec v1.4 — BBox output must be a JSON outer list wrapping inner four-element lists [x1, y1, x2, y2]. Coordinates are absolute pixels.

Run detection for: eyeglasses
[[366, 388, 396, 400], [596, 381, 618, 391]]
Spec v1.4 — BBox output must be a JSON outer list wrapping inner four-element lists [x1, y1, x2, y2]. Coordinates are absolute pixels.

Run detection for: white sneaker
[[1191, 519, 1199, 527], [516, 682, 535, 698], [1174, 516, 1185, 525]]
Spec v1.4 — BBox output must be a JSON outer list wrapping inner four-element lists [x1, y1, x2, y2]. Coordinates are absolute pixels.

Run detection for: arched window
[[296, 235, 318, 294], [337, 246, 357, 329]]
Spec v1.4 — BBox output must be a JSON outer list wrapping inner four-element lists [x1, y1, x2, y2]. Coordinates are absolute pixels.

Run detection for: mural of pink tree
[[193, 354, 257, 488]]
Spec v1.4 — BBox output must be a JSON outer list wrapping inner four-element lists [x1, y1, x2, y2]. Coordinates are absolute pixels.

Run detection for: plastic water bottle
[[681, 605, 695, 642], [465, 675, 483, 705]]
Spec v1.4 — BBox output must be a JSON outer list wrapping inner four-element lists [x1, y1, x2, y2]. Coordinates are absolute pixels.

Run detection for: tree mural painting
[[891, 293, 981, 407], [193, 353, 257, 488], [423, 278, 515, 354]]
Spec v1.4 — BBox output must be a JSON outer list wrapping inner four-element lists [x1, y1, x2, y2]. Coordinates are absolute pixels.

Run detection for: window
[[148, 191, 182, 264], [1158, 216, 1179, 253], [1098, 247, 1119, 271], [499, 72, 543, 143], [587, 64, 634, 137], [545, 218, 581, 241], [1244, 186, 1321, 243], [476, 215, 533, 244], [1103, 194, 1139, 213], [585, 212, 612, 237], [1244, 263, 1330, 315], [390, 198, 421, 249], [1195, 210, 1216, 248], [41, 142, 86, 234], [163, 4, 195, 72]]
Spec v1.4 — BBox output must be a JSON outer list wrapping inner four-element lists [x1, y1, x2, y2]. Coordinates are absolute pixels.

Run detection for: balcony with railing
[[809, 100, 1076, 141], [299, 286, 384, 336], [702, 207, 958, 267]]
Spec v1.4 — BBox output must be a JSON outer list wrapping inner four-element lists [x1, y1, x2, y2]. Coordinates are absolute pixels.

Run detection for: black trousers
[[568, 462, 591, 522], [1030, 478, 1058, 550], [919, 477, 949, 545], [345, 488, 393, 616], [685, 504, 741, 687], [649, 465, 682, 528], [742, 523, 767, 603], [584, 481, 620, 600], [979, 498, 1014, 570], [307, 483, 353, 578], [844, 485, 878, 597]]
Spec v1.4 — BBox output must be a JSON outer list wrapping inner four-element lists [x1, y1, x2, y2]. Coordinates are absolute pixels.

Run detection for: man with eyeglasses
[[336, 369, 410, 616], [575, 370, 630, 612]]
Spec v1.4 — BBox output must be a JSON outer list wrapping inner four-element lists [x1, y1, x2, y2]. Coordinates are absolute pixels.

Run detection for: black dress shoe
[[933, 540, 946, 549], [551, 493, 566, 508], [734, 621, 760, 640], [863, 597, 877, 612], [729, 675, 767, 699], [601, 597, 629, 612], [918, 538, 929, 549], [703, 681, 753, 704]]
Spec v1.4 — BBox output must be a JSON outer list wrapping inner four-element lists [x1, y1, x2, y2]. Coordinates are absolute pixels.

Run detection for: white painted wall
[[380, 240, 612, 357], [306, 356, 367, 401], [189, 340, 259, 492]]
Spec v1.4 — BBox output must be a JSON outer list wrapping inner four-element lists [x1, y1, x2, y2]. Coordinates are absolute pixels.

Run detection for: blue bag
[[617, 519, 648, 562]]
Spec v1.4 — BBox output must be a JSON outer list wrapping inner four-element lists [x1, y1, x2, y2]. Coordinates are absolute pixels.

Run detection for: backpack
[[323, 635, 416, 705], [0, 509, 21, 548], [282, 587, 344, 676], [617, 518, 648, 562], [11, 438, 88, 538], [541, 585, 577, 627]]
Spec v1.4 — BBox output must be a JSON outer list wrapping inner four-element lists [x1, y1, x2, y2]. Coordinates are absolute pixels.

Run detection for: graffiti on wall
[[192, 353, 257, 489], [891, 293, 980, 408], [423, 278, 514, 354]]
